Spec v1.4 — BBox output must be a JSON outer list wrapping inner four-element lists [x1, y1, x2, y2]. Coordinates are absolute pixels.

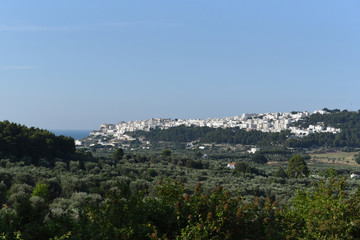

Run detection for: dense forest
[[0, 121, 75, 166], [130, 110, 360, 149], [2, 120, 360, 239], [131, 125, 290, 146]]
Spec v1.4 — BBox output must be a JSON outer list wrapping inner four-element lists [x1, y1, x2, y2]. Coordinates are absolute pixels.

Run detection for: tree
[[273, 167, 288, 178], [287, 155, 309, 178], [195, 151, 203, 159], [355, 154, 360, 164], [162, 149, 172, 157], [286, 173, 360, 239], [235, 162, 248, 173], [113, 148, 124, 161], [252, 152, 268, 164]]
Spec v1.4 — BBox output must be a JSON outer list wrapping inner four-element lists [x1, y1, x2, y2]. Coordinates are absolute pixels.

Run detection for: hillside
[[0, 120, 75, 166], [125, 109, 360, 149], [78, 109, 360, 150]]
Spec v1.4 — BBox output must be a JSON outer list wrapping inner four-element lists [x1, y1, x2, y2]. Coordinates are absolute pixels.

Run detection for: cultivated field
[[309, 151, 359, 166]]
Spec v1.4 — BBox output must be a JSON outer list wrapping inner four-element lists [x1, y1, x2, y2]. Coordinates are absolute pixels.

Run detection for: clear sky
[[1, 1, 360, 130]]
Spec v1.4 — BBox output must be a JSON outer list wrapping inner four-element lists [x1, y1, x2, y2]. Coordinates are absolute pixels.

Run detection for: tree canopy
[[251, 152, 268, 164], [162, 149, 172, 157], [0, 120, 75, 166], [287, 155, 309, 178], [113, 148, 124, 161]]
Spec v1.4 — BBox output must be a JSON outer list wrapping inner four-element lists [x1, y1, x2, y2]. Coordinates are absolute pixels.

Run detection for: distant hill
[[130, 109, 360, 149], [288, 109, 360, 148]]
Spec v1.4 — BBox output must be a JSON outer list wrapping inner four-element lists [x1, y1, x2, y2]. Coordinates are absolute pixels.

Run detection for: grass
[[309, 151, 359, 166]]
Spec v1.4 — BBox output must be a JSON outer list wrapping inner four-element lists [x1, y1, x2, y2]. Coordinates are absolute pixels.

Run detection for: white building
[[248, 147, 260, 154], [227, 162, 236, 169]]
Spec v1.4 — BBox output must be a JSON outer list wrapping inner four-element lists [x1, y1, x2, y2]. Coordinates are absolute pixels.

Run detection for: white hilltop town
[[76, 110, 341, 148]]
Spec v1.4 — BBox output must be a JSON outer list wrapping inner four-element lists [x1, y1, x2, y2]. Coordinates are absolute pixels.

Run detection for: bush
[[355, 154, 360, 164], [285, 174, 360, 239]]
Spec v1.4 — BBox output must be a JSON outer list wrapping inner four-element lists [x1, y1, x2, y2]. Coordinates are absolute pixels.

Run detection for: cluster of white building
[[289, 124, 341, 136], [84, 110, 341, 143]]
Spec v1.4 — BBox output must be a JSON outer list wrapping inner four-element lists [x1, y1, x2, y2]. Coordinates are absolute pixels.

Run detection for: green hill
[[0, 120, 75, 166], [130, 109, 360, 149]]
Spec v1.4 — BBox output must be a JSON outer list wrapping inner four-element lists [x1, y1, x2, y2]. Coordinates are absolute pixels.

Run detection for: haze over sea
[[51, 129, 92, 140]]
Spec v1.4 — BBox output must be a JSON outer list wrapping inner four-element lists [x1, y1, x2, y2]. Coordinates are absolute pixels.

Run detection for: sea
[[50, 129, 93, 140]]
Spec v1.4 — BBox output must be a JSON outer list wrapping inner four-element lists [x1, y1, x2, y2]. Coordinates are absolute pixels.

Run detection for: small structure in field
[[227, 162, 236, 169]]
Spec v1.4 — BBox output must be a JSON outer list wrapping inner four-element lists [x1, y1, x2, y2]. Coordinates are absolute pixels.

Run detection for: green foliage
[[195, 151, 203, 159], [287, 155, 309, 178], [0, 121, 75, 165], [235, 162, 248, 173], [252, 152, 268, 164], [290, 109, 360, 148], [147, 169, 158, 178], [4, 173, 360, 239], [234, 162, 266, 177], [32, 183, 49, 202], [83, 179, 286, 239], [273, 167, 288, 179], [285, 174, 360, 239], [13, 194, 49, 239], [131, 125, 215, 142], [185, 159, 203, 169], [162, 149, 172, 157], [355, 154, 360, 164], [131, 125, 290, 146], [1, 231, 24, 240], [113, 148, 124, 161], [49, 232, 71, 240]]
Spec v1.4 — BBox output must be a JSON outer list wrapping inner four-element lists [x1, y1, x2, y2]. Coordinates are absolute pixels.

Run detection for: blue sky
[[1, 1, 359, 130]]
